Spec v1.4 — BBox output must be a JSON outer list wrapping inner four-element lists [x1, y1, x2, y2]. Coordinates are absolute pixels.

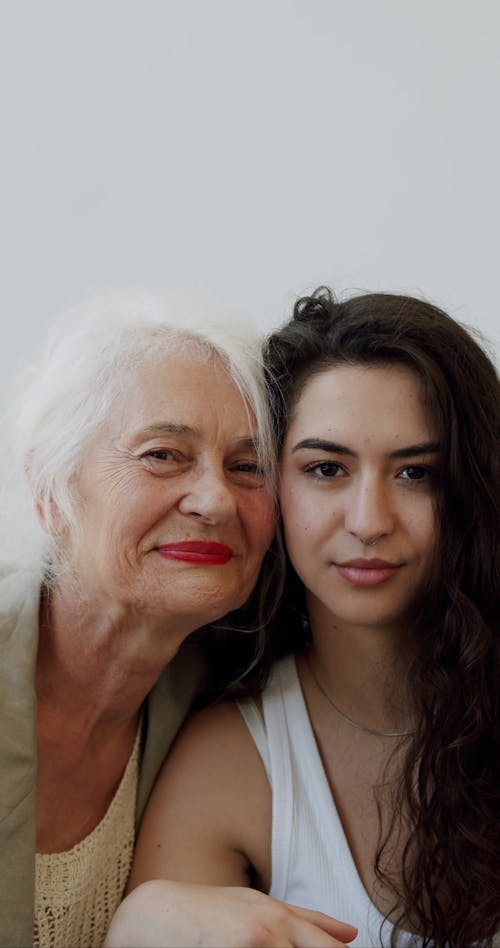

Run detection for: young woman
[[108, 289, 499, 947]]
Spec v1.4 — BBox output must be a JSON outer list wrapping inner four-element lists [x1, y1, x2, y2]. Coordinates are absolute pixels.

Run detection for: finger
[[284, 917, 349, 948], [287, 905, 357, 943]]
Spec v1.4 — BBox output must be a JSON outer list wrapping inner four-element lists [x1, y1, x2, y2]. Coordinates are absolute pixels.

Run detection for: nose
[[344, 474, 395, 545], [177, 462, 238, 524]]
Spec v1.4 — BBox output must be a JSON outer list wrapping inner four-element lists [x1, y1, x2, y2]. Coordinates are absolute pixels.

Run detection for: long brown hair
[[262, 288, 500, 946]]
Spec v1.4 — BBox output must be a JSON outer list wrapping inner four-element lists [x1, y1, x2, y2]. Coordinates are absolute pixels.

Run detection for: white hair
[[1, 289, 275, 575]]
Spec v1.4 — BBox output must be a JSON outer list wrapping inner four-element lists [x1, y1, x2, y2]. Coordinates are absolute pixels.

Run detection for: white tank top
[[237, 655, 419, 948]]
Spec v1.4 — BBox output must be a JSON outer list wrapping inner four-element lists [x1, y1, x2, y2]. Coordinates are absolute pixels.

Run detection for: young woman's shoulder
[[129, 699, 272, 891]]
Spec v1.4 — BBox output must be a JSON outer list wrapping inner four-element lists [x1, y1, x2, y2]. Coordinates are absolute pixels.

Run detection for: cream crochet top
[[33, 721, 142, 948]]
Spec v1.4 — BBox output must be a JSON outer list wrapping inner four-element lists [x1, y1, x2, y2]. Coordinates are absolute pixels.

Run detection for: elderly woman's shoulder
[[0, 563, 42, 639]]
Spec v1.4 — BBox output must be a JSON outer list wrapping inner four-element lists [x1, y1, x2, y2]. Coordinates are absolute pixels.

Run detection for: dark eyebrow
[[292, 439, 356, 456], [291, 438, 441, 459], [389, 442, 441, 459]]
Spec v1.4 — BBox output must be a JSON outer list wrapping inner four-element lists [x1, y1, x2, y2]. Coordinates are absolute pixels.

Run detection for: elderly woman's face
[[68, 347, 276, 631]]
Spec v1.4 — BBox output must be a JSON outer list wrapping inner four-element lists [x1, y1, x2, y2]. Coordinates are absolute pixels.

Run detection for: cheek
[[415, 500, 437, 555], [278, 481, 302, 527], [250, 494, 277, 549], [115, 479, 170, 532], [422, 523, 437, 563], [280, 488, 322, 544], [80, 495, 150, 566]]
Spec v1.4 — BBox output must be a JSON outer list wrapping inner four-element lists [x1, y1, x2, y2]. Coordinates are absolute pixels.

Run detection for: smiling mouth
[[156, 541, 234, 565]]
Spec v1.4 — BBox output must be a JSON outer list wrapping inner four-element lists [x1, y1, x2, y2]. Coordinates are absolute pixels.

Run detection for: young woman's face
[[279, 363, 439, 635]]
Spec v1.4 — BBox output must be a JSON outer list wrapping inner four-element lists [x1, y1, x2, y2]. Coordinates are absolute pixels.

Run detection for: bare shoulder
[[165, 697, 261, 764], [130, 698, 272, 891], [149, 698, 266, 799]]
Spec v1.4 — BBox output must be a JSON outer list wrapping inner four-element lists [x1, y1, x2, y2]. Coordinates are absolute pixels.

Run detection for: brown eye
[[306, 461, 343, 479], [230, 460, 265, 486], [399, 465, 431, 481], [146, 450, 173, 461], [234, 462, 260, 473]]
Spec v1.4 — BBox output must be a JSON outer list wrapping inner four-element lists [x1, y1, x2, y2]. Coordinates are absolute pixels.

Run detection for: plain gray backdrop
[[1, 0, 499, 406]]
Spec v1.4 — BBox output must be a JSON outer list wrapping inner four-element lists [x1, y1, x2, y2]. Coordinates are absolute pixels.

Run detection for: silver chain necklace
[[306, 656, 415, 738]]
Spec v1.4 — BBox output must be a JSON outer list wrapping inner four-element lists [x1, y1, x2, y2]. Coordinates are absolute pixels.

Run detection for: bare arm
[[107, 701, 358, 948], [129, 699, 272, 890]]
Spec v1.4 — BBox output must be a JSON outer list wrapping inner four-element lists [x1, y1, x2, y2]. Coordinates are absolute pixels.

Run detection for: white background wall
[[1, 0, 498, 405]]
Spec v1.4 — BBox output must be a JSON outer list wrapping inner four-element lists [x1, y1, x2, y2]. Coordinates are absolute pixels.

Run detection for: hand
[[104, 880, 358, 947]]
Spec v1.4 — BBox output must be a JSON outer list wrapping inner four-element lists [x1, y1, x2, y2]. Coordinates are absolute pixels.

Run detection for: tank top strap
[[236, 656, 297, 900], [236, 697, 271, 779], [261, 656, 297, 900]]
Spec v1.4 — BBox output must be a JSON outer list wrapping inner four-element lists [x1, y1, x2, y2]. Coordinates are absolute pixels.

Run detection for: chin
[[168, 588, 247, 626]]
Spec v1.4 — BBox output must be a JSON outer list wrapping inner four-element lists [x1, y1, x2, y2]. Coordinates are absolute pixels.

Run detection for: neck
[[36, 578, 192, 734], [306, 595, 415, 736]]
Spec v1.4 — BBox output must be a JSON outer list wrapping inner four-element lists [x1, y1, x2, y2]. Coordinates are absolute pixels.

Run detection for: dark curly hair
[[261, 288, 500, 947]]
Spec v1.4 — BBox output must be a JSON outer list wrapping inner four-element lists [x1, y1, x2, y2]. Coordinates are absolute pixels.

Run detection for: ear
[[25, 454, 67, 537], [33, 496, 67, 537]]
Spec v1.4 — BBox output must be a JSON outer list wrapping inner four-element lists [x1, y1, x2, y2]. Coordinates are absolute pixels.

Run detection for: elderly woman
[[0, 290, 281, 948]]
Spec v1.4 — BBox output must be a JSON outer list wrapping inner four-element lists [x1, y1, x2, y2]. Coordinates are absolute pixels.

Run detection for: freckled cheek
[[281, 492, 325, 539], [282, 518, 312, 553]]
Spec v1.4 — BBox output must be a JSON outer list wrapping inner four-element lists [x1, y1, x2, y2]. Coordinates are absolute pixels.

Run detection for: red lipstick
[[157, 541, 233, 565], [335, 557, 401, 586]]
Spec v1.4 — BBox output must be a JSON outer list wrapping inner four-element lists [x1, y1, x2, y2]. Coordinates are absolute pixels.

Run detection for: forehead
[[288, 363, 434, 441], [108, 346, 255, 438]]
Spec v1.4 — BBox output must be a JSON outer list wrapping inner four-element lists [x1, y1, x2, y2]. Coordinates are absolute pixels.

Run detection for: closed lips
[[337, 558, 399, 569], [156, 541, 234, 564], [335, 558, 401, 586]]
